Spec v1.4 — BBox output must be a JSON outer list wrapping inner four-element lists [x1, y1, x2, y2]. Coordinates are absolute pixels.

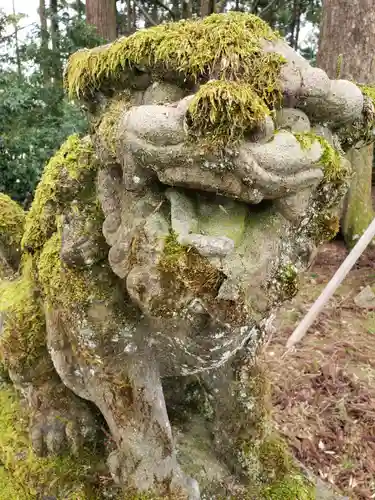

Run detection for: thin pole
[[286, 217, 375, 349]]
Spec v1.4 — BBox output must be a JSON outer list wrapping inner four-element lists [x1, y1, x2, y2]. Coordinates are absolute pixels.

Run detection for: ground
[[264, 238, 375, 500]]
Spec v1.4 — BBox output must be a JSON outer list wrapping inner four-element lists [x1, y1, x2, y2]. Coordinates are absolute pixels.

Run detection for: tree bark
[[76, 0, 84, 19], [49, 0, 62, 82], [86, 0, 117, 42], [12, 0, 22, 79], [316, 0, 375, 247], [200, 0, 215, 17], [38, 0, 49, 83]]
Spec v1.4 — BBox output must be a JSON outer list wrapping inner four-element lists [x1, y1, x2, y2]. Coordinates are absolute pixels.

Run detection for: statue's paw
[[30, 397, 97, 457], [108, 449, 200, 499]]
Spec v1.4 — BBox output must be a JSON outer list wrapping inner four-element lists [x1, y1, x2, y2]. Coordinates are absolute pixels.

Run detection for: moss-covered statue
[[0, 12, 373, 499]]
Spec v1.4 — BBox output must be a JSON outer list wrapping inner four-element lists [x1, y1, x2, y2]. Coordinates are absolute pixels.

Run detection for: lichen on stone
[[294, 132, 349, 184], [21, 134, 97, 253], [274, 264, 299, 301], [153, 230, 225, 317], [0, 193, 25, 251]]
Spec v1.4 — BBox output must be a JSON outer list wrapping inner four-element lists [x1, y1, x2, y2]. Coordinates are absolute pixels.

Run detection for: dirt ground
[[264, 240, 375, 500]]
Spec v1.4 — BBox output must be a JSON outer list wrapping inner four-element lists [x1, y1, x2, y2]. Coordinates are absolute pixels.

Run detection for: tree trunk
[[342, 145, 374, 245], [316, 0, 375, 248], [86, 0, 117, 42], [76, 0, 83, 19], [200, 0, 215, 17], [49, 0, 62, 82], [38, 0, 49, 83], [12, 0, 22, 79]]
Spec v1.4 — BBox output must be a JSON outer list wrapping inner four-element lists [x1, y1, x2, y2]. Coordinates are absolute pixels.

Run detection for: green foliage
[[0, 9, 104, 205], [358, 84, 375, 105]]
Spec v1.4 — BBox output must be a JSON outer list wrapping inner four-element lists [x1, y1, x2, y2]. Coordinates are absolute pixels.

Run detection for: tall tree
[[38, 0, 49, 82], [316, 0, 375, 247], [86, 0, 117, 41], [11, 0, 21, 78]]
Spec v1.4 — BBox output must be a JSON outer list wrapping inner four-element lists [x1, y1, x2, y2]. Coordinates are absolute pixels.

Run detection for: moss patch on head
[[0, 385, 106, 499], [22, 134, 97, 253], [0, 274, 46, 372], [66, 13, 282, 99], [66, 13, 285, 148], [294, 132, 349, 184], [0, 194, 25, 250], [187, 80, 269, 149]]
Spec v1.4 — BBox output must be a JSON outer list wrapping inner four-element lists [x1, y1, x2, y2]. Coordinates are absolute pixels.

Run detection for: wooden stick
[[286, 217, 375, 349]]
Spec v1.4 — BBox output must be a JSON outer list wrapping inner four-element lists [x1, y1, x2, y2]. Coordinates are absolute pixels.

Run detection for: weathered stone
[[354, 285, 375, 309], [142, 81, 186, 105], [301, 79, 364, 126], [1, 12, 373, 500], [275, 108, 311, 133]]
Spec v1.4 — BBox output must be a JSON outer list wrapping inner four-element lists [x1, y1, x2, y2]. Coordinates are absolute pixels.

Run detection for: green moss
[[97, 92, 131, 156], [66, 13, 285, 148], [66, 13, 282, 98], [294, 132, 349, 184], [312, 213, 340, 244], [38, 231, 87, 310], [153, 230, 227, 318], [359, 84, 375, 105], [161, 230, 187, 267], [233, 364, 314, 498], [0, 385, 104, 499], [275, 264, 298, 300], [38, 229, 112, 312], [160, 230, 224, 295], [261, 474, 315, 499], [241, 434, 314, 499], [21, 134, 97, 253], [0, 273, 45, 372], [187, 80, 269, 149], [258, 437, 292, 481], [0, 194, 25, 250]]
